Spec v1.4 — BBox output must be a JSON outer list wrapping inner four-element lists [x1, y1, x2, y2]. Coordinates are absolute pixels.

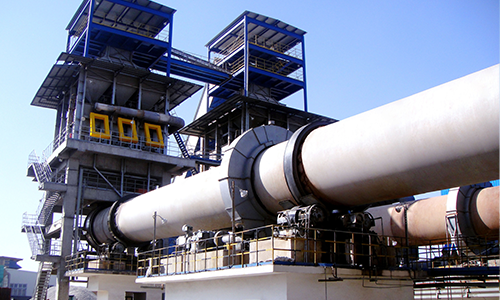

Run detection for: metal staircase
[[38, 192, 61, 225], [22, 212, 46, 258], [173, 132, 191, 159], [22, 213, 55, 300], [24, 151, 60, 300], [28, 150, 53, 186], [33, 261, 54, 300], [173, 131, 198, 175], [27, 150, 62, 225]]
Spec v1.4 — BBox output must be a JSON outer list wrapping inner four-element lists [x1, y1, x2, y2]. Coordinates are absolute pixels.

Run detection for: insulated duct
[[94, 103, 185, 133], [86, 65, 499, 247]]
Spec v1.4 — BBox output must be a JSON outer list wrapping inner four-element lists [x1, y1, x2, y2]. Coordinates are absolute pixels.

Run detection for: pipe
[[254, 64, 499, 209], [366, 186, 499, 246], [114, 167, 230, 244], [87, 65, 499, 246], [94, 103, 185, 133]]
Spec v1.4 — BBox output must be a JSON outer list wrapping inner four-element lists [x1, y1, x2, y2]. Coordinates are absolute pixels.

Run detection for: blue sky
[[0, 0, 497, 271]]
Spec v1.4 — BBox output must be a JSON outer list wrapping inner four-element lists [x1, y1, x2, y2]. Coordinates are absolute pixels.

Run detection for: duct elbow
[[94, 103, 185, 133]]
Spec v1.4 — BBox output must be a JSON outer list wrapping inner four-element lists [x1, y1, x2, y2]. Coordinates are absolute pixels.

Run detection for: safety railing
[[136, 226, 499, 279], [66, 251, 137, 274], [248, 56, 303, 81], [137, 226, 409, 278], [415, 236, 499, 271], [22, 212, 62, 258], [413, 236, 499, 299], [249, 35, 303, 59], [211, 34, 303, 67], [223, 55, 303, 82], [68, 14, 170, 54], [40, 126, 181, 160], [22, 212, 46, 258], [32, 126, 222, 187], [211, 36, 245, 64], [81, 168, 159, 194], [28, 151, 53, 184]]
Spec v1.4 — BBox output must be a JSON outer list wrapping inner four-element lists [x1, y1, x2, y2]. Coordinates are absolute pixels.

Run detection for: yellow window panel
[[90, 112, 111, 139], [117, 117, 139, 143], [144, 123, 164, 148]]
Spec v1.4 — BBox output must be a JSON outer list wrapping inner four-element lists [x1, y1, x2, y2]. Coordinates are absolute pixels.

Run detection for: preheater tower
[[23, 1, 326, 300]]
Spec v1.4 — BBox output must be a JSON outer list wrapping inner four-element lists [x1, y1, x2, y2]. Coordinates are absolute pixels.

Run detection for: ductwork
[[94, 103, 185, 133]]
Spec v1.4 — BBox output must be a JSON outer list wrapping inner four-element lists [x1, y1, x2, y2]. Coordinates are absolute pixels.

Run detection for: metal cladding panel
[[206, 11, 305, 50], [68, 0, 176, 32], [32, 53, 202, 111], [31, 63, 80, 109]]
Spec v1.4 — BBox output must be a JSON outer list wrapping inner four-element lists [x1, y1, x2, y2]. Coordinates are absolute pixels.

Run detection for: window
[[10, 283, 27, 296]]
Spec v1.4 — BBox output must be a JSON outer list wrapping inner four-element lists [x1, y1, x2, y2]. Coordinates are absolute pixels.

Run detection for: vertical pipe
[[120, 159, 125, 196], [73, 168, 84, 253], [111, 72, 117, 105], [231, 181, 236, 235], [74, 67, 87, 139], [147, 162, 151, 192], [138, 80, 142, 110], [152, 211, 157, 252], [163, 89, 170, 155], [214, 122, 219, 154], [59, 95, 67, 139], [55, 100, 62, 142]]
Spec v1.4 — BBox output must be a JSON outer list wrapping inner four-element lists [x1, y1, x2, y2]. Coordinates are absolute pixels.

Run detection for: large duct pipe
[[253, 64, 499, 210], [366, 185, 499, 246], [87, 65, 499, 246], [94, 103, 185, 133]]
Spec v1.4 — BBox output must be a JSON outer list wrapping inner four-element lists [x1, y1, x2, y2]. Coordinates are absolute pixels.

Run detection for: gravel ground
[[46, 286, 97, 300]]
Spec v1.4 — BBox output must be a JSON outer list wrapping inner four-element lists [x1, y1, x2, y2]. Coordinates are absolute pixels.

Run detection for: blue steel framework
[[66, 1, 308, 112], [66, 0, 175, 74], [206, 11, 308, 111]]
